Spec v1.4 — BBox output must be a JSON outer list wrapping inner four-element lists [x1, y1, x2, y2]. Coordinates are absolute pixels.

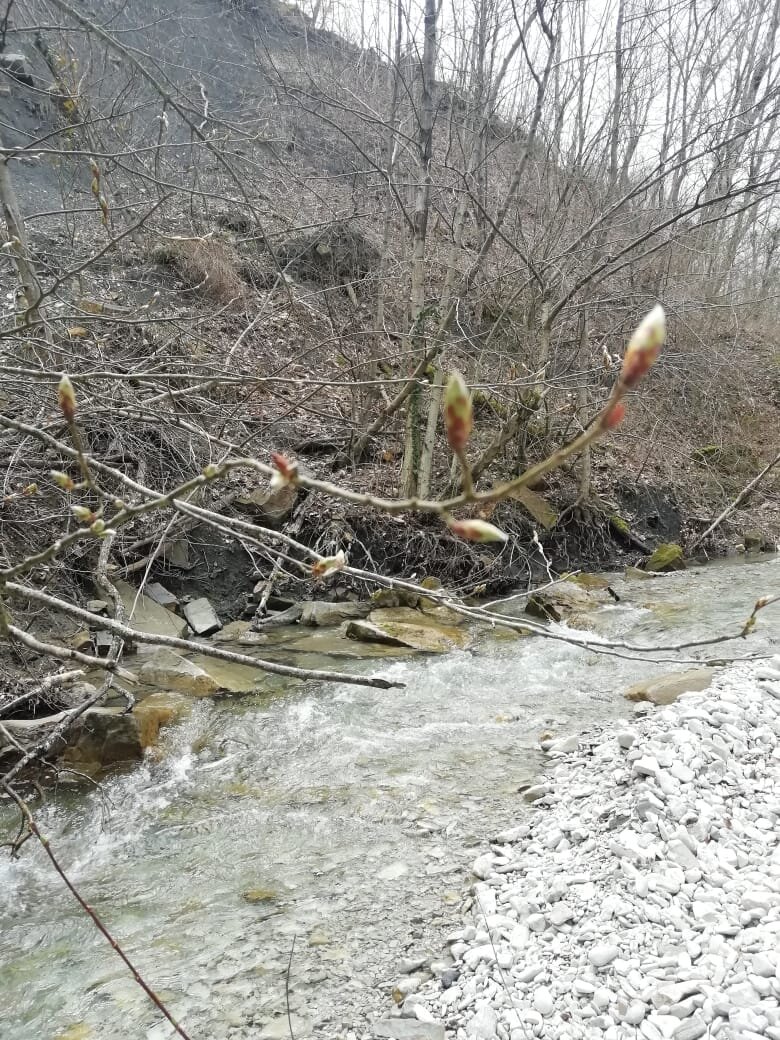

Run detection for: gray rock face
[[183, 597, 222, 636]]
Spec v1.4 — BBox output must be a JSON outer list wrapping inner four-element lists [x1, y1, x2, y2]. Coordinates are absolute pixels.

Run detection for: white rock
[[625, 1002, 648, 1025], [533, 987, 554, 1016], [472, 854, 496, 880], [467, 1005, 498, 1040], [589, 945, 620, 968]]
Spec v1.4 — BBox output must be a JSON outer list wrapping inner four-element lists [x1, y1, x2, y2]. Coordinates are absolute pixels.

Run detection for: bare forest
[[1, 1, 780, 1034]]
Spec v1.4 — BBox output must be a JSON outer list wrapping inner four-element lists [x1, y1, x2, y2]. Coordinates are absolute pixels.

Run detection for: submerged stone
[[242, 887, 279, 904]]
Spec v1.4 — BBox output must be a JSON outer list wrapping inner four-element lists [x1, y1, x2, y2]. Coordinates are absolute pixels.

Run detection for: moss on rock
[[644, 543, 686, 572]]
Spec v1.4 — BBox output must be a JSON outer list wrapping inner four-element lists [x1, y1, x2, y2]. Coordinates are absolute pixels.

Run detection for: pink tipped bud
[[270, 452, 299, 490], [444, 370, 473, 454], [601, 401, 626, 430], [447, 517, 509, 543], [58, 374, 77, 422], [51, 470, 75, 490], [311, 549, 347, 579], [621, 305, 665, 389]]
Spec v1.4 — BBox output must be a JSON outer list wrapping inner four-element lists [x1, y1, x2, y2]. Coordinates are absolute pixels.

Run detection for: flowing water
[[1, 558, 778, 1040]]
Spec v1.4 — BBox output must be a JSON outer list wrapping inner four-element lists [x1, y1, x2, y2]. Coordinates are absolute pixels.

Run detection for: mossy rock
[[610, 514, 630, 536], [743, 529, 776, 553], [369, 587, 419, 608], [644, 543, 686, 573]]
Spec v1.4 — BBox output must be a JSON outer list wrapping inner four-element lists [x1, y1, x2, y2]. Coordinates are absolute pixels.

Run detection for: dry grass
[[151, 236, 246, 305]]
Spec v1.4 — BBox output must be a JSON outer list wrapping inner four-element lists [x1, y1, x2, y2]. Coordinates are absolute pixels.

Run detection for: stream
[[1, 557, 778, 1040]]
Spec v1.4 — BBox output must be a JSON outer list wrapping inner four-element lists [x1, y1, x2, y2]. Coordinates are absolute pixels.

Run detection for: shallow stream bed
[[1, 557, 778, 1040]]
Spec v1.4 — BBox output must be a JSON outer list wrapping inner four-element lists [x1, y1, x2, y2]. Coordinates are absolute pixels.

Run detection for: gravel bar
[[376, 658, 780, 1040]]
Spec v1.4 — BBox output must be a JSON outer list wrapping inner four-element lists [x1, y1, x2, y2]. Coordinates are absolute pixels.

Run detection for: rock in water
[[644, 542, 686, 572], [139, 648, 221, 696], [345, 617, 467, 652], [624, 667, 716, 705], [62, 708, 144, 772], [183, 597, 222, 636], [525, 582, 606, 622]]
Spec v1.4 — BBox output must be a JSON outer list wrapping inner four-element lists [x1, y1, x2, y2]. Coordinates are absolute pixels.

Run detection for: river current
[[1, 557, 778, 1040]]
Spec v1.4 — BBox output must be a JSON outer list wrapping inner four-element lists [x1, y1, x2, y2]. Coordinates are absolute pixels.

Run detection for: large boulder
[[624, 667, 716, 706], [138, 647, 221, 696], [525, 582, 606, 623], [644, 543, 685, 572]]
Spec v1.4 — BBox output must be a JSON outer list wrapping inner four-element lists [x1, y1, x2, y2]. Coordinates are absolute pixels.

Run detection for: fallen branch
[[688, 448, 780, 552]]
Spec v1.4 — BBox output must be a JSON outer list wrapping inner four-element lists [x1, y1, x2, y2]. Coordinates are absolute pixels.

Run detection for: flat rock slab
[[145, 582, 179, 611], [625, 667, 716, 705], [116, 580, 190, 641], [183, 597, 222, 636], [346, 618, 467, 653], [139, 647, 221, 696]]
